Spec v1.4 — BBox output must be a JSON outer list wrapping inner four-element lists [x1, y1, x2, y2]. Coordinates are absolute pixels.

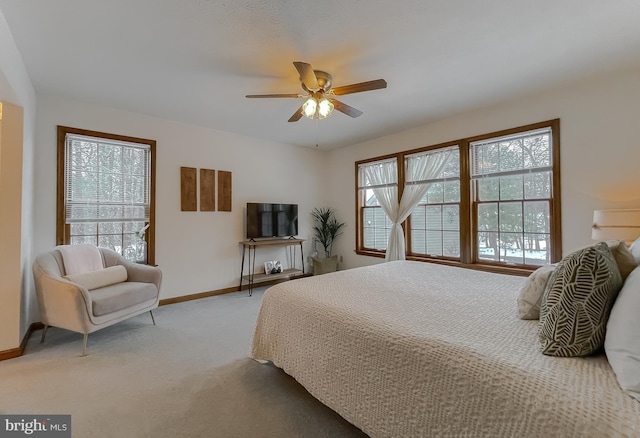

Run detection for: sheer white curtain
[[362, 160, 399, 259], [363, 150, 451, 261]]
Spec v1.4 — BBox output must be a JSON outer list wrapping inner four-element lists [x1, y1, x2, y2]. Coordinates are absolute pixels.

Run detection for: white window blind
[[471, 127, 552, 178], [65, 133, 150, 224]]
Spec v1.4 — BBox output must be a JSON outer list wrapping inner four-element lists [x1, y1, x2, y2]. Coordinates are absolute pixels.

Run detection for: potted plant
[[310, 207, 345, 274]]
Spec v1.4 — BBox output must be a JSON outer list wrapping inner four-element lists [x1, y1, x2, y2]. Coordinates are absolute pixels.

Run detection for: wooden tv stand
[[239, 238, 305, 296]]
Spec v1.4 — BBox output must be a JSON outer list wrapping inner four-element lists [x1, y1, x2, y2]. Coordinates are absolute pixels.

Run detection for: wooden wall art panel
[[200, 168, 215, 211], [218, 170, 232, 212], [180, 166, 197, 211]]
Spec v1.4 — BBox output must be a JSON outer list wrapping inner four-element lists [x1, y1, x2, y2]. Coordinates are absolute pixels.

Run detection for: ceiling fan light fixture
[[302, 97, 317, 119], [317, 98, 334, 119]]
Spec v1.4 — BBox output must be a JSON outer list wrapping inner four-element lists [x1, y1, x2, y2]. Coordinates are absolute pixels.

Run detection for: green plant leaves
[[311, 207, 345, 257]]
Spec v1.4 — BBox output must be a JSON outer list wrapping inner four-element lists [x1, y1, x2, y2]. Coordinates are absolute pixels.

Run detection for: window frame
[[405, 144, 463, 261], [56, 126, 157, 265], [355, 152, 402, 254], [355, 119, 561, 275]]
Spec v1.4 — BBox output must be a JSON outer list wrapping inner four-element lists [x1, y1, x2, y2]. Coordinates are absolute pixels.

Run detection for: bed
[[250, 261, 640, 437]]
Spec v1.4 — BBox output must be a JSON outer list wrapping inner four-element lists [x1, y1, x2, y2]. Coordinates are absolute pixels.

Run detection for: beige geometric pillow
[[539, 242, 623, 357], [606, 240, 638, 281], [517, 264, 557, 320]]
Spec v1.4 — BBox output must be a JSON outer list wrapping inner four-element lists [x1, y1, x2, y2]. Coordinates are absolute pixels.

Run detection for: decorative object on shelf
[[311, 207, 345, 274], [264, 260, 283, 275], [134, 224, 150, 264]]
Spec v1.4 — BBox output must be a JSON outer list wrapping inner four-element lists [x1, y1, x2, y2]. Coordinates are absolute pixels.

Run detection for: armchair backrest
[[34, 246, 131, 280], [34, 245, 161, 294], [34, 250, 67, 279]]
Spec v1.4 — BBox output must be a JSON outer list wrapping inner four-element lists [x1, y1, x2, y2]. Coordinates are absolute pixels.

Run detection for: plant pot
[[311, 255, 338, 275]]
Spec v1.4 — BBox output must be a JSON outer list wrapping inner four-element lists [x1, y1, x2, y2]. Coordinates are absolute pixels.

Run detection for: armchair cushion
[[90, 282, 159, 317], [65, 265, 128, 290]]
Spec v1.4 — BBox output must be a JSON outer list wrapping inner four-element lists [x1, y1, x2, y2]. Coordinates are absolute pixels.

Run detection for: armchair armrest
[[32, 262, 96, 332], [123, 262, 162, 289], [99, 247, 162, 291]]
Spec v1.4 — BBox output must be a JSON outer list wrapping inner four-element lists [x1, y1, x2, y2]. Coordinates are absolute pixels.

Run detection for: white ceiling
[[2, 0, 640, 150]]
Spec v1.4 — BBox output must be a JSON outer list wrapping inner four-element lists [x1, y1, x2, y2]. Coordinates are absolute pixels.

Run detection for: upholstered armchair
[[32, 245, 162, 356]]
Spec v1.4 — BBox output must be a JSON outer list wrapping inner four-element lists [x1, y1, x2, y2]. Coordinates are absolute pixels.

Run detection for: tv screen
[[246, 203, 298, 239]]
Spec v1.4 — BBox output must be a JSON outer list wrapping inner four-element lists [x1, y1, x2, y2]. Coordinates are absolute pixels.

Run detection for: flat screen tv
[[246, 203, 298, 239]]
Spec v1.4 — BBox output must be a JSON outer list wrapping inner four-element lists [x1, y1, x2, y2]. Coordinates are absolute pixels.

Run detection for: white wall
[[0, 7, 37, 351], [34, 95, 326, 299], [327, 65, 640, 270]]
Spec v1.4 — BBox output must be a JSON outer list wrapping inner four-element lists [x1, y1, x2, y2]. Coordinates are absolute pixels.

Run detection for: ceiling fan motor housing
[[302, 70, 332, 92]]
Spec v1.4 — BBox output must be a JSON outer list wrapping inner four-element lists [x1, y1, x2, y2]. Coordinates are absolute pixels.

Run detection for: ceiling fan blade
[[332, 79, 387, 96], [288, 105, 304, 122], [329, 99, 363, 118], [293, 61, 320, 90], [246, 93, 301, 98]]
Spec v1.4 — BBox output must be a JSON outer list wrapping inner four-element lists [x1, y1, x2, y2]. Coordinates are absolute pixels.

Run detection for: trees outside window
[[408, 146, 461, 259], [357, 157, 398, 251], [57, 126, 156, 265], [356, 120, 561, 274], [472, 127, 554, 266]]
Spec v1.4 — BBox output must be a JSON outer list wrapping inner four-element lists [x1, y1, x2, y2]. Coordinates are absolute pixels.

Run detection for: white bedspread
[[250, 261, 640, 437]]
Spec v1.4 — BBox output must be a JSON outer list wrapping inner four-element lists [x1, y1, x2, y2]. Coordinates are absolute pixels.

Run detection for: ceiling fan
[[246, 62, 387, 122]]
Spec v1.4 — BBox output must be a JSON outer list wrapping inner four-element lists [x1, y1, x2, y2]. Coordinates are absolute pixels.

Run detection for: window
[[355, 120, 561, 273], [471, 127, 553, 266], [57, 126, 156, 265], [408, 146, 460, 259], [357, 157, 398, 251]]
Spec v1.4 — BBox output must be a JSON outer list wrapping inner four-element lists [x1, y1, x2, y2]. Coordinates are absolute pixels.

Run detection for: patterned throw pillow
[[539, 242, 623, 357]]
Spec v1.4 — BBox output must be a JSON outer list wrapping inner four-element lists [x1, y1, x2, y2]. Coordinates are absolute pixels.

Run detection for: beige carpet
[[0, 287, 367, 437]]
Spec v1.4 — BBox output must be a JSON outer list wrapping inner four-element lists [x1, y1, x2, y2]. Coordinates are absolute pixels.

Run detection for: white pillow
[[605, 265, 640, 401], [629, 237, 640, 264], [517, 264, 557, 320], [65, 265, 128, 290]]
